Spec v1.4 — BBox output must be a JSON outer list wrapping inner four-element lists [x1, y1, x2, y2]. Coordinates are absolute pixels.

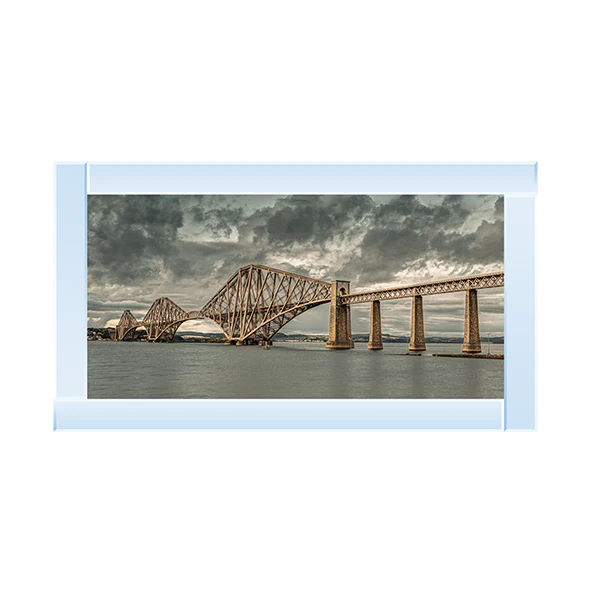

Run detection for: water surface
[[88, 341, 503, 399]]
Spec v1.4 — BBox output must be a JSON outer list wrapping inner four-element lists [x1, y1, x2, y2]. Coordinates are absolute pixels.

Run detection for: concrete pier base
[[409, 294, 426, 351], [326, 280, 354, 349], [462, 289, 481, 353], [368, 300, 383, 350]]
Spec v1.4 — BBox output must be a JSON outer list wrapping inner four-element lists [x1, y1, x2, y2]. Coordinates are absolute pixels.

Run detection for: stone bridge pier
[[368, 300, 383, 350], [326, 280, 354, 349], [462, 289, 482, 353], [409, 294, 426, 351]]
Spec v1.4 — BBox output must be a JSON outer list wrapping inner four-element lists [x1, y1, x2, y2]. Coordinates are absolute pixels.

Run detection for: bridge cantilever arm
[[237, 297, 332, 340]]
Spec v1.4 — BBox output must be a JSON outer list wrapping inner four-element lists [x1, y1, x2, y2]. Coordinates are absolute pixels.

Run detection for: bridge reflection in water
[[115, 264, 504, 354]]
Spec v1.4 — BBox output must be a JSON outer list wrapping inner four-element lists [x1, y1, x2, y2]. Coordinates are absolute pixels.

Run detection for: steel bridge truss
[[200, 264, 332, 342], [340, 272, 504, 305], [116, 310, 140, 341], [115, 265, 332, 343]]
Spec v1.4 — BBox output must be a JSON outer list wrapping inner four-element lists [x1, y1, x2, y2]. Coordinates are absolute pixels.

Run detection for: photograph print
[[87, 194, 504, 399]]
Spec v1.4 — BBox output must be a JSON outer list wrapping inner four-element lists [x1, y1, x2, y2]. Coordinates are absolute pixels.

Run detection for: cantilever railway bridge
[[115, 264, 504, 353]]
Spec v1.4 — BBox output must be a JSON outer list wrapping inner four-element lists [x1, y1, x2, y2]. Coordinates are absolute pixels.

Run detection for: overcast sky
[[88, 194, 504, 336]]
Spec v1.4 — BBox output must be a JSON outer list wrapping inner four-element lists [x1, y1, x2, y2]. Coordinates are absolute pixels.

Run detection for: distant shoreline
[[88, 327, 504, 344]]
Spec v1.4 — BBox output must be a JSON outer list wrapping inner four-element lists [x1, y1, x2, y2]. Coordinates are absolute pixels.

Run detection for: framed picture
[[55, 163, 535, 430]]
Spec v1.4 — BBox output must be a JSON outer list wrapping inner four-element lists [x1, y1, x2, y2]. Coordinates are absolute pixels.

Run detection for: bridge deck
[[340, 272, 504, 305]]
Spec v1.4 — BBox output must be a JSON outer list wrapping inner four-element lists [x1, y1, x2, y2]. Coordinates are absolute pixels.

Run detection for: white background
[[1, 2, 595, 596]]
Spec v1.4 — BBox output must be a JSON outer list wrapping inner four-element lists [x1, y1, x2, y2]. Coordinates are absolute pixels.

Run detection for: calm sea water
[[87, 341, 503, 399]]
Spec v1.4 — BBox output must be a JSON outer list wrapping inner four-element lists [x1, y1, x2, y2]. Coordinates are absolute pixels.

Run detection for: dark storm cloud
[[88, 194, 504, 330], [88, 195, 184, 284], [429, 220, 503, 264], [189, 200, 245, 238], [244, 195, 376, 248], [374, 195, 470, 228]]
